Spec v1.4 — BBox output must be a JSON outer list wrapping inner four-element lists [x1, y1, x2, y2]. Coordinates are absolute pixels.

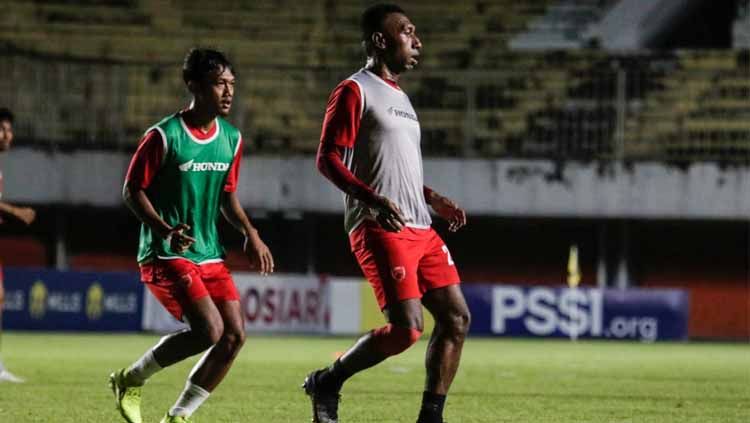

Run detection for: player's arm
[[317, 80, 405, 231], [219, 136, 274, 275], [220, 192, 274, 275], [122, 130, 195, 252], [0, 201, 35, 225], [424, 185, 467, 232]]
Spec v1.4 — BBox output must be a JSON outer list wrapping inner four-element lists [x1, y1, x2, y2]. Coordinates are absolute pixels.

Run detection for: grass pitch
[[0, 333, 747, 422]]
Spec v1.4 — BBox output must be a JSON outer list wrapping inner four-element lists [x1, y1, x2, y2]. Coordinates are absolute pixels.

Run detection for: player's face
[[196, 66, 235, 117], [382, 13, 422, 73], [0, 119, 13, 152]]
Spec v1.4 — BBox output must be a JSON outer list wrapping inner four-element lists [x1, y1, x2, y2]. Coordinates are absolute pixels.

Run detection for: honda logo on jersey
[[387, 106, 418, 122], [178, 159, 229, 172]]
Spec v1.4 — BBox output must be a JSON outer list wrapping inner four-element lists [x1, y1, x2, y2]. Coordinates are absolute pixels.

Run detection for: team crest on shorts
[[391, 266, 406, 282], [179, 273, 193, 287]]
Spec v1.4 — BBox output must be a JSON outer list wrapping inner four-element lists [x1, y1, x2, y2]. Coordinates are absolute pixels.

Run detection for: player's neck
[[182, 106, 217, 133], [365, 57, 401, 86]]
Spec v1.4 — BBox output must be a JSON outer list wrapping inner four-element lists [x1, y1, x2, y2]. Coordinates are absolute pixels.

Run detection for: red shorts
[[350, 221, 461, 309], [140, 259, 239, 321]]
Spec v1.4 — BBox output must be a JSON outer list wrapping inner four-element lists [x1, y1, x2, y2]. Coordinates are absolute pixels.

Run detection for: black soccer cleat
[[302, 369, 341, 423], [416, 409, 445, 423]]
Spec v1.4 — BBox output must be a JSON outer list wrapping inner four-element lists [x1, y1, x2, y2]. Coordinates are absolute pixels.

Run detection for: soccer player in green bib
[[109, 48, 274, 423]]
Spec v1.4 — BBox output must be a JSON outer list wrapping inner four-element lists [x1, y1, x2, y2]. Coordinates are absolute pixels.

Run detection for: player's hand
[[429, 193, 466, 232], [15, 206, 36, 225], [244, 230, 274, 275], [371, 194, 406, 232], [167, 223, 196, 253]]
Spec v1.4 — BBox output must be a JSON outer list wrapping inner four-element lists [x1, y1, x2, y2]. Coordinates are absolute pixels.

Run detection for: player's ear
[[372, 32, 386, 51]]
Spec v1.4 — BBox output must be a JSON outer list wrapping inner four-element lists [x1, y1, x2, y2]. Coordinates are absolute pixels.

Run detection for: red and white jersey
[[321, 69, 431, 233]]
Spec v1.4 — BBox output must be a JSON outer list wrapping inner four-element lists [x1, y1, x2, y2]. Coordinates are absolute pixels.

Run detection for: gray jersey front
[[343, 69, 432, 233]]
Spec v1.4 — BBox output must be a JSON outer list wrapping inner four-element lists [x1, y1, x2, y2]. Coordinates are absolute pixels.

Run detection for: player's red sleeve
[[224, 134, 243, 192], [316, 80, 377, 205], [317, 143, 378, 205], [125, 130, 165, 190], [320, 79, 362, 148]]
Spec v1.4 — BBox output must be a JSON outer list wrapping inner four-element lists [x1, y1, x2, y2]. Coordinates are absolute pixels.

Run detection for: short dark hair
[[0, 107, 13, 124], [361, 3, 406, 43], [182, 48, 235, 84]]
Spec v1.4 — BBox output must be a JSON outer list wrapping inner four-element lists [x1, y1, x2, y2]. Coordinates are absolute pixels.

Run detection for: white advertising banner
[[328, 278, 363, 335], [142, 273, 331, 334], [235, 273, 329, 333]]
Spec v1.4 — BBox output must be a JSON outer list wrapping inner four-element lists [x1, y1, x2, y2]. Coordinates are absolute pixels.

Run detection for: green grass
[[0, 333, 748, 422]]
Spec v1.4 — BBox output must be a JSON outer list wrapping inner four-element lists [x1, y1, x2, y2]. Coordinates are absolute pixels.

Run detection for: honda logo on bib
[[178, 159, 229, 172]]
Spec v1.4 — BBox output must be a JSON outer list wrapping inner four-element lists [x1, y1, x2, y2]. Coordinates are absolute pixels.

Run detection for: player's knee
[[445, 309, 471, 342], [193, 318, 224, 347], [222, 329, 246, 355], [372, 324, 422, 357], [207, 320, 224, 345]]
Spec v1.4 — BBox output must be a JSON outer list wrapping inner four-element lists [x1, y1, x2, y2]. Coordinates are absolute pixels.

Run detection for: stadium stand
[[509, 0, 618, 50], [0, 0, 553, 153], [0, 0, 747, 163], [625, 50, 750, 163]]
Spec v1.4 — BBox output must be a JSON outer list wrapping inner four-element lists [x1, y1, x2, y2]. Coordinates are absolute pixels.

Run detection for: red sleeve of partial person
[[125, 130, 164, 190], [224, 135, 244, 192], [316, 80, 377, 205]]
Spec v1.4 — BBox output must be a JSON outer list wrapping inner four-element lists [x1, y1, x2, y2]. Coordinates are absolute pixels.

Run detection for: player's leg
[[304, 298, 424, 423], [110, 261, 223, 423], [182, 300, 245, 390], [418, 285, 470, 423], [161, 263, 244, 422], [163, 300, 245, 421], [413, 232, 470, 423], [111, 295, 223, 423], [146, 295, 226, 370], [121, 272, 225, 382], [304, 228, 424, 422]]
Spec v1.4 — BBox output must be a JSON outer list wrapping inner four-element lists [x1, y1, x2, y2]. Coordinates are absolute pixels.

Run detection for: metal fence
[[1, 46, 748, 163]]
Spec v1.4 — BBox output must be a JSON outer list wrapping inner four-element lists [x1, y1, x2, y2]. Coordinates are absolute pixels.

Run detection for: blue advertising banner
[[462, 284, 689, 341], [2, 267, 144, 331]]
